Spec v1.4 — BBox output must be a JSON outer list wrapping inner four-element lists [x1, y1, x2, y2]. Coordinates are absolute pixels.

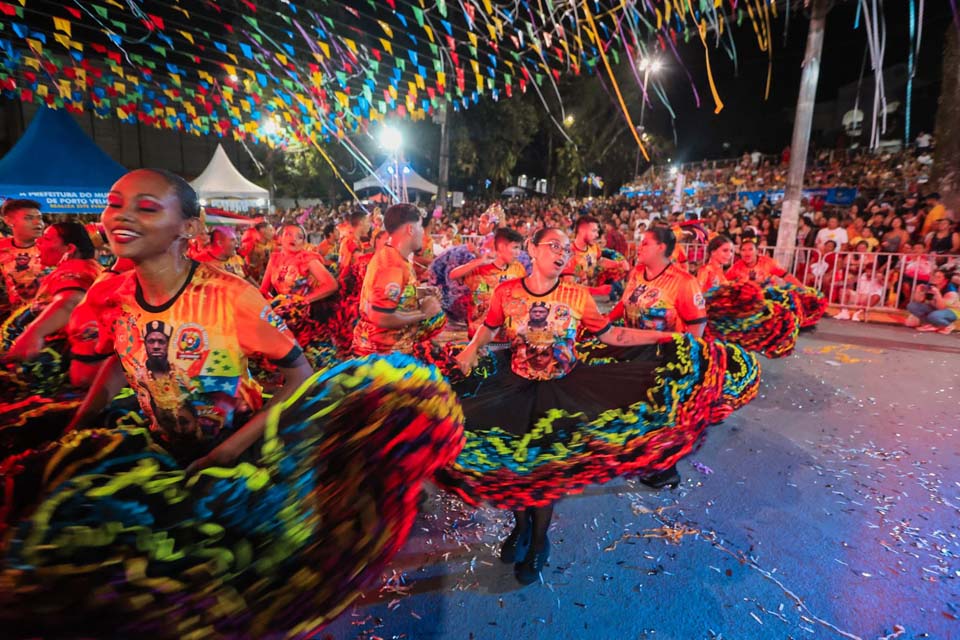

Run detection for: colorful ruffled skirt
[[428, 246, 533, 323], [436, 335, 758, 510], [428, 245, 476, 322], [766, 283, 828, 329], [0, 303, 72, 398], [704, 282, 801, 358], [598, 248, 629, 301], [0, 354, 465, 639]]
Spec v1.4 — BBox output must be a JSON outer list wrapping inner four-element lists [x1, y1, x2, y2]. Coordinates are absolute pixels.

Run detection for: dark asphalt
[[324, 320, 960, 640]]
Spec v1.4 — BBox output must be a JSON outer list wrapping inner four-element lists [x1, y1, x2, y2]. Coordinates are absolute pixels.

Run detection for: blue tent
[[0, 107, 126, 214]]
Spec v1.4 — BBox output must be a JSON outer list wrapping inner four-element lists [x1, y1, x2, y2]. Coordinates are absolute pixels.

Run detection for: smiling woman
[[0, 169, 465, 637], [439, 227, 757, 586]]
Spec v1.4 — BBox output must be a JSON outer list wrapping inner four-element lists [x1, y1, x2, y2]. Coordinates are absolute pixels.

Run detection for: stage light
[[380, 125, 402, 152], [639, 58, 662, 74]]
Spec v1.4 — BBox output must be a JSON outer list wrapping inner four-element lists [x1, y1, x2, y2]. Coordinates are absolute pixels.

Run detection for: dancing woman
[[3, 223, 101, 364], [697, 235, 800, 359], [0, 169, 465, 638], [440, 227, 735, 585], [259, 223, 339, 361], [611, 228, 761, 483], [726, 236, 827, 328]]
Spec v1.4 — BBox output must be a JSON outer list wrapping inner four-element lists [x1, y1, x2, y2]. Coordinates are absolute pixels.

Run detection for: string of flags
[[0, 0, 943, 158]]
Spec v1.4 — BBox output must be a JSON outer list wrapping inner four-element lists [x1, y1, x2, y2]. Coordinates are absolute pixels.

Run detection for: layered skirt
[[0, 354, 465, 639], [703, 282, 801, 358], [437, 335, 759, 510]]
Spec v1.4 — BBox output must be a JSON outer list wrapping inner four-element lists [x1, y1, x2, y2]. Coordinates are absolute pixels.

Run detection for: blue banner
[[0, 187, 109, 214], [621, 186, 858, 207]]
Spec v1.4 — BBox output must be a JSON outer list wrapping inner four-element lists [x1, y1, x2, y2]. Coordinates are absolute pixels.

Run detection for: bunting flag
[[0, 1, 929, 157]]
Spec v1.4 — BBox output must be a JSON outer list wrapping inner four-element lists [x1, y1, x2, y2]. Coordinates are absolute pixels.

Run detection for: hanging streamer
[[687, 3, 724, 113], [581, 0, 648, 160], [905, 0, 915, 143]]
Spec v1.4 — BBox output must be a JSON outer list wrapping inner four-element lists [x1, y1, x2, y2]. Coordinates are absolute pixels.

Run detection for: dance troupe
[[0, 170, 826, 638]]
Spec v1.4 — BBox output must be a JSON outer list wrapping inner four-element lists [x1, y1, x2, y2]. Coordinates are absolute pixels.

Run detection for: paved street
[[325, 321, 960, 640]]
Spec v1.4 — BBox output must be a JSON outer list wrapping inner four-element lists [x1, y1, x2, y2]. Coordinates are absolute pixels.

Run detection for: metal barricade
[[675, 242, 824, 290], [815, 249, 947, 312]]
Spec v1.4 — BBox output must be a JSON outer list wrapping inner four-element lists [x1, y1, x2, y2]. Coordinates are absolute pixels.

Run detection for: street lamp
[[634, 57, 663, 178], [379, 125, 406, 202], [262, 115, 281, 136]]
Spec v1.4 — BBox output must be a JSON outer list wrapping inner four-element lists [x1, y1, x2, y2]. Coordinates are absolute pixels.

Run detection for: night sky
[[640, 1, 953, 161]]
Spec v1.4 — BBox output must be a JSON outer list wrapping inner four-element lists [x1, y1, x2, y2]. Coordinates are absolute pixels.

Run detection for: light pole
[[380, 124, 405, 203], [775, 0, 832, 265], [634, 58, 662, 179]]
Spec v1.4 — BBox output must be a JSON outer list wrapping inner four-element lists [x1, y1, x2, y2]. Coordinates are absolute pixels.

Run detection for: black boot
[[639, 465, 681, 489], [499, 511, 532, 564], [514, 535, 550, 585]]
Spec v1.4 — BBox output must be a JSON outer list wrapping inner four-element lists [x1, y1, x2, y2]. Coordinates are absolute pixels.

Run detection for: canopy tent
[[191, 144, 269, 211], [501, 186, 529, 198], [353, 160, 438, 196], [0, 107, 126, 214]]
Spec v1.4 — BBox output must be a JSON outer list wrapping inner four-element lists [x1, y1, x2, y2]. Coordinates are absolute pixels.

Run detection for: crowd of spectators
[[10, 140, 958, 327]]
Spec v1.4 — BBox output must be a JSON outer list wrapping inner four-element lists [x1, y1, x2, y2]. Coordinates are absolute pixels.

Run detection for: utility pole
[[436, 100, 450, 208], [775, 0, 832, 266]]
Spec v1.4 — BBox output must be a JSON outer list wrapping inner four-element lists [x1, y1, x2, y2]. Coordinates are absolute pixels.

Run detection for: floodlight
[[380, 125, 402, 151]]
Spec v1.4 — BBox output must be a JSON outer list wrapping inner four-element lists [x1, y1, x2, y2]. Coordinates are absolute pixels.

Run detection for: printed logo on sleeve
[[384, 282, 402, 301]]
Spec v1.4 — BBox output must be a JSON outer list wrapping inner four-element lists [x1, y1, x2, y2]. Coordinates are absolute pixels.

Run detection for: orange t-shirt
[[613, 263, 706, 332], [0, 238, 46, 311], [86, 262, 301, 453], [352, 245, 420, 355], [725, 255, 787, 285], [338, 236, 362, 267], [696, 262, 729, 291], [317, 238, 336, 259], [463, 261, 527, 337], [561, 242, 602, 286], [484, 278, 611, 381], [196, 251, 248, 279], [31, 258, 102, 306], [267, 249, 329, 296]]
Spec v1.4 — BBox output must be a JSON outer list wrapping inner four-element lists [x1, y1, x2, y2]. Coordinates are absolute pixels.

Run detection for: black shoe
[[514, 536, 550, 585], [639, 466, 681, 489], [499, 522, 532, 564]]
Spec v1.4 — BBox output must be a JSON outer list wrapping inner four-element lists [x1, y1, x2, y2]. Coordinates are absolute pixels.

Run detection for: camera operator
[[905, 267, 959, 335]]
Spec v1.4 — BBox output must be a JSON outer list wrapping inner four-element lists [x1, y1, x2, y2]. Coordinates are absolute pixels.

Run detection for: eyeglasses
[[535, 241, 573, 257]]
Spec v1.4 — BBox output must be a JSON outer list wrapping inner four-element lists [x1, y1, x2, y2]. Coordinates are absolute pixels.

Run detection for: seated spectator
[[880, 216, 910, 254], [925, 218, 960, 258], [905, 267, 959, 334], [903, 243, 934, 284], [850, 227, 880, 252], [816, 215, 848, 252]]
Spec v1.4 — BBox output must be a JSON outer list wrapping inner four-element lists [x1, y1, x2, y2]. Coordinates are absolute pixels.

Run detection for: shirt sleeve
[[482, 282, 507, 330], [83, 279, 119, 356], [764, 256, 787, 278], [368, 260, 410, 313], [696, 265, 715, 290], [235, 284, 303, 366], [580, 293, 612, 335], [676, 277, 708, 326]]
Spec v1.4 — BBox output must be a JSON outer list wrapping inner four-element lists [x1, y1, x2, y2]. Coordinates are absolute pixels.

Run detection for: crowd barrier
[[676, 242, 956, 314], [431, 235, 955, 316]]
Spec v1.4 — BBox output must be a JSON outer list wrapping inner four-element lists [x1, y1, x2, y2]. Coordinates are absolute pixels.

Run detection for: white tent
[[191, 144, 269, 211], [353, 160, 438, 195]]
